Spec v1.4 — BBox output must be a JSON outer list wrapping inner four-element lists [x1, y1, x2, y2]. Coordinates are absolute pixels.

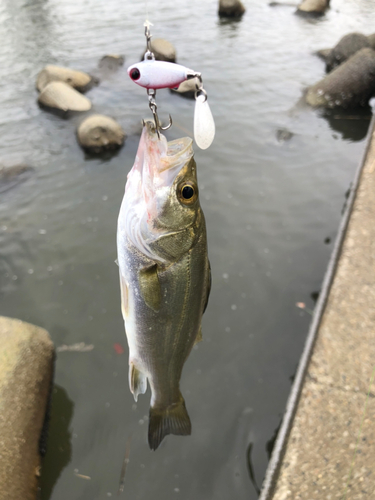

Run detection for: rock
[[0, 316, 54, 500], [38, 81, 92, 112], [0, 164, 33, 194], [98, 54, 125, 71], [297, 0, 329, 15], [326, 33, 370, 72], [36, 65, 93, 93], [316, 48, 332, 62], [306, 48, 375, 108], [0, 163, 32, 180], [218, 0, 246, 17], [142, 38, 176, 62], [77, 114, 125, 152], [368, 33, 375, 51], [171, 77, 199, 99], [276, 128, 294, 143]]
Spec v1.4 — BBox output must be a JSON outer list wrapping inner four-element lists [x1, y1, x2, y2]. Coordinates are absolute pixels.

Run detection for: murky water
[[0, 0, 374, 498]]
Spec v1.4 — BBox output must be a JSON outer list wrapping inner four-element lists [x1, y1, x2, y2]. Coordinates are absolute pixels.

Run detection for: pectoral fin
[[194, 327, 203, 346], [129, 363, 147, 402], [119, 275, 129, 319], [138, 264, 161, 312]]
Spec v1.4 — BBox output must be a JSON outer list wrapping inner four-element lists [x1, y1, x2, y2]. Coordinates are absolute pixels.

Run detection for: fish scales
[[117, 121, 210, 450]]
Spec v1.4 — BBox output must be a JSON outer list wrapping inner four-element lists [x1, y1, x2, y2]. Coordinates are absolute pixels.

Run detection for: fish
[[128, 60, 196, 90], [117, 121, 211, 450]]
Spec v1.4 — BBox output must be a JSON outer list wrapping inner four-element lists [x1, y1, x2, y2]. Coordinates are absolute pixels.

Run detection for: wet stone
[[315, 48, 332, 62], [325, 32, 370, 72], [38, 81, 92, 113], [218, 0, 246, 18], [0, 164, 33, 193], [77, 114, 126, 152], [367, 33, 375, 51], [36, 65, 94, 92], [142, 39, 176, 63], [306, 48, 375, 109], [98, 55, 125, 71], [171, 77, 199, 99], [276, 128, 293, 143], [296, 0, 330, 15]]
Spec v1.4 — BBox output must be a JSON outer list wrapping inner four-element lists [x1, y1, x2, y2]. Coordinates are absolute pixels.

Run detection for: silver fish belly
[[117, 121, 210, 450]]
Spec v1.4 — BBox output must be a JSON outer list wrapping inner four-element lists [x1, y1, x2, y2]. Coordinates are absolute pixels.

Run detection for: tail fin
[[148, 395, 191, 451]]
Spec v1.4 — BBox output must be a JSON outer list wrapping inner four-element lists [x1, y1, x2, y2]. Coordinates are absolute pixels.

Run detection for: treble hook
[[147, 89, 172, 138]]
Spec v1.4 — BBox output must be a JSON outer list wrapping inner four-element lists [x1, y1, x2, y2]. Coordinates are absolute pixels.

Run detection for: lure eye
[[130, 68, 140, 80], [178, 182, 198, 205]]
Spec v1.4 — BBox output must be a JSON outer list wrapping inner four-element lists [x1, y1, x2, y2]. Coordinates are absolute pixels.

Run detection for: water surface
[[0, 0, 374, 498]]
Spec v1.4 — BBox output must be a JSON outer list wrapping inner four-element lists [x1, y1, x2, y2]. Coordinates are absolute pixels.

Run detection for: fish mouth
[[141, 120, 193, 185]]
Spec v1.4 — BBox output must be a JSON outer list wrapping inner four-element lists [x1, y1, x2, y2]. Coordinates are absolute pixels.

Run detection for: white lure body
[[128, 60, 194, 90]]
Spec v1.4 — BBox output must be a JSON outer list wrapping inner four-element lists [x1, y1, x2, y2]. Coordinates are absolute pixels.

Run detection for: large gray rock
[[316, 48, 332, 62], [171, 77, 200, 99], [367, 33, 375, 51], [38, 81, 92, 112], [142, 38, 176, 63], [36, 65, 93, 92], [306, 48, 375, 108], [98, 54, 125, 71], [0, 316, 54, 500], [77, 114, 125, 152], [218, 0, 246, 17], [326, 32, 370, 72], [297, 0, 329, 15]]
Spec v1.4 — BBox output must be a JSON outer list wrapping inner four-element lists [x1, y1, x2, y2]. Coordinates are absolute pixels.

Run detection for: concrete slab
[[0, 316, 54, 500], [266, 120, 375, 499], [273, 378, 375, 499]]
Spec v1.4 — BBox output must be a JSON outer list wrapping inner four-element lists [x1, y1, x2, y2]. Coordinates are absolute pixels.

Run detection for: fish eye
[[178, 182, 198, 205], [130, 68, 140, 80], [182, 185, 194, 199]]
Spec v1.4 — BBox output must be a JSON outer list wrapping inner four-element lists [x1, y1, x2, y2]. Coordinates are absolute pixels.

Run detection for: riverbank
[[260, 116, 375, 499]]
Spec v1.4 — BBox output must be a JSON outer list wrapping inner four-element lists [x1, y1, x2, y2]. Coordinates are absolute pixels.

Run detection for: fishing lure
[[127, 21, 215, 150]]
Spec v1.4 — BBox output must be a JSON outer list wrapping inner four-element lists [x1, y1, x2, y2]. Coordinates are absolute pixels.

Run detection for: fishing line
[[341, 363, 375, 500]]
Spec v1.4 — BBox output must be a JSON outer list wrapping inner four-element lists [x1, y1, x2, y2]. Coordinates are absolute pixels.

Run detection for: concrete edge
[[258, 113, 375, 500]]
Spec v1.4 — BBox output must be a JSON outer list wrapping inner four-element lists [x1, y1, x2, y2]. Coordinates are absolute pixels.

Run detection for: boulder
[[36, 65, 93, 93], [326, 33, 370, 72], [306, 48, 375, 108], [171, 77, 199, 99], [316, 48, 332, 62], [0, 316, 54, 500], [98, 54, 125, 71], [367, 33, 375, 51], [77, 114, 125, 152], [218, 0, 246, 17], [297, 0, 329, 15], [38, 81, 92, 112], [142, 38, 176, 62]]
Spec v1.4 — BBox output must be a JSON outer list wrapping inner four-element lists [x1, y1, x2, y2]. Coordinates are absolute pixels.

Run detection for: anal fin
[[129, 363, 147, 402]]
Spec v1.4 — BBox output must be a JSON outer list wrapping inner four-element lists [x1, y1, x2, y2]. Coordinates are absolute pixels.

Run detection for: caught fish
[[128, 60, 196, 90], [117, 121, 211, 450]]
